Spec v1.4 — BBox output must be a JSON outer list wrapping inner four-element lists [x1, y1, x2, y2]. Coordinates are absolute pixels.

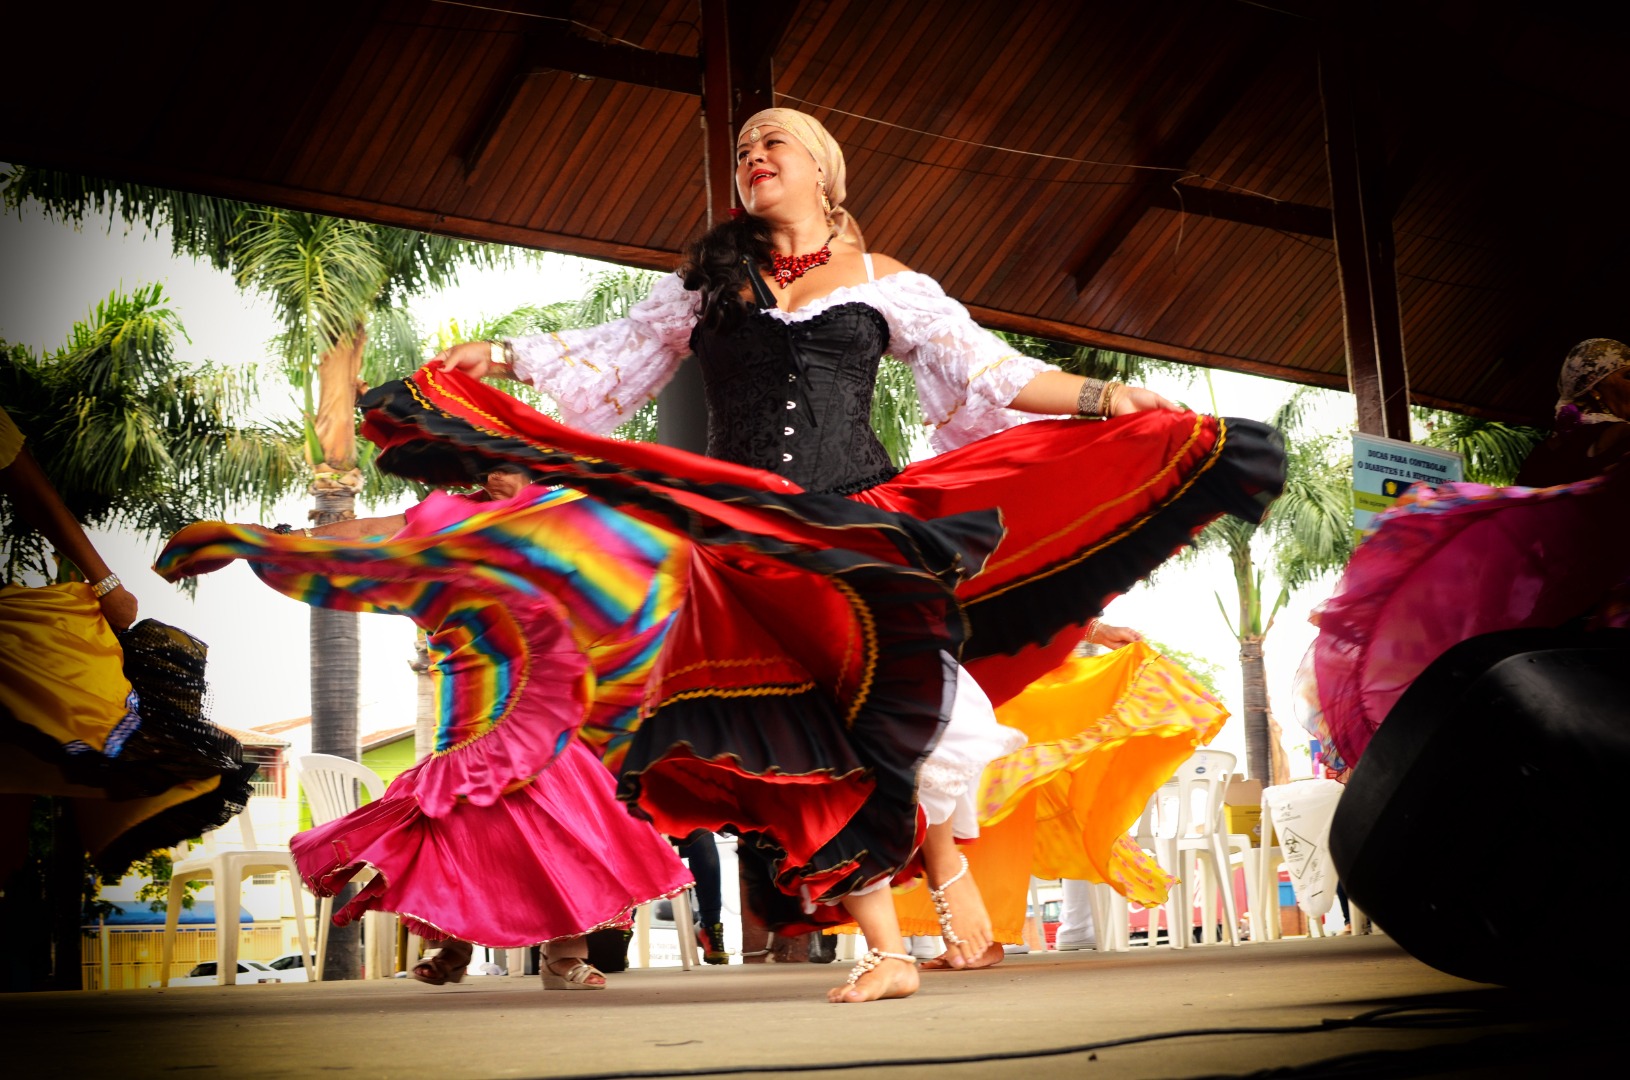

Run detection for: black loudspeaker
[[1329, 627, 1630, 987]]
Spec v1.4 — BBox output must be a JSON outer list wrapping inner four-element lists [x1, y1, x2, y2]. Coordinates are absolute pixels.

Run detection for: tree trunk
[[307, 330, 366, 979], [1239, 636, 1272, 781], [1265, 708, 1293, 786], [411, 630, 435, 763], [308, 484, 361, 979]]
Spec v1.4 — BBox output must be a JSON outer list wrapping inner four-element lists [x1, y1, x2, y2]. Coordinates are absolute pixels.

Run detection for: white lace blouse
[[506, 270, 1058, 454]]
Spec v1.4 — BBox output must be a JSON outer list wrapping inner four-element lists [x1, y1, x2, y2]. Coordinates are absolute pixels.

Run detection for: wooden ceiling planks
[[3, 0, 1626, 421]]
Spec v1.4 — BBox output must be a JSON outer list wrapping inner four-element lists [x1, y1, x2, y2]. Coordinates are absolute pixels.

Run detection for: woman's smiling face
[[736, 126, 820, 217]]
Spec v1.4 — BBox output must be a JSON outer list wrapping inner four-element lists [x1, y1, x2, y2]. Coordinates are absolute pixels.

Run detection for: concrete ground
[[10, 936, 1609, 1079]]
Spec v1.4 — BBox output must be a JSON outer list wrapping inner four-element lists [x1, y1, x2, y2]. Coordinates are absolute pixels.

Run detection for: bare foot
[[928, 853, 994, 968], [827, 955, 919, 1003], [920, 942, 1004, 971]]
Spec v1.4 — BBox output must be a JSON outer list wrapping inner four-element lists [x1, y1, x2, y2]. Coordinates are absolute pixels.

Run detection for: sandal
[[928, 852, 971, 948], [542, 956, 607, 991], [411, 941, 473, 986]]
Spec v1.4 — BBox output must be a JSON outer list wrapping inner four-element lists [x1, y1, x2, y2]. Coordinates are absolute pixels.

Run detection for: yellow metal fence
[[79, 924, 286, 991]]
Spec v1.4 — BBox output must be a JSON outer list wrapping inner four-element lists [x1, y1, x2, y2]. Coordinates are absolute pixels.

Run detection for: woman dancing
[[894, 621, 1229, 968], [159, 465, 694, 990], [375, 107, 1283, 1002], [2, 404, 254, 888], [1300, 338, 1630, 772]]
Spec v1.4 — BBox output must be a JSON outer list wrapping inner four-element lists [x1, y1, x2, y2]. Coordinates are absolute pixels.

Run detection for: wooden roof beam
[[730, 6, 800, 119], [463, 30, 703, 179], [523, 33, 701, 96], [661, 0, 799, 457], [1164, 183, 1332, 238], [1067, 22, 1291, 294]]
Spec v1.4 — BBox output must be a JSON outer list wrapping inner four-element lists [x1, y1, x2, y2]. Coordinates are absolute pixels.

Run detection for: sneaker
[[1054, 937, 1097, 952], [807, 932, 837, 964], [699, 921, 729, 965], [906, 935, 945, 960]]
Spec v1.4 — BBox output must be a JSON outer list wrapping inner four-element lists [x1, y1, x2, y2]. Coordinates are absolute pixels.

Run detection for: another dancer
[[1, 403, 254, 885], [158, 466, 694, 990], [897, 621, 1228, 968], [1300, 338, 1630, 771], [354, 108, 1283, 1002]]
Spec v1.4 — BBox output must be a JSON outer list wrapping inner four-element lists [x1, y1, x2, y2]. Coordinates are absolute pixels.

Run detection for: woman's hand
[[1110, 386, 1180, 416], [98, 585, 138, 632], [431, 341, 508, 380], [1088, 621, 1144, 648]]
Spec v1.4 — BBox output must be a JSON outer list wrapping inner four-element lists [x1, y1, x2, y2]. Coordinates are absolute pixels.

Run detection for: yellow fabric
[[0, 405, 23, 470], [0, 582, 133, 753], [75, 775, 224, 861], [895, 642, 1227, 942]]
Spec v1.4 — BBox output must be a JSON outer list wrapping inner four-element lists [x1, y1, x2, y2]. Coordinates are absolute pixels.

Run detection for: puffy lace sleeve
[[871, 272, 1058, 453], [506, 273, 698, 434]]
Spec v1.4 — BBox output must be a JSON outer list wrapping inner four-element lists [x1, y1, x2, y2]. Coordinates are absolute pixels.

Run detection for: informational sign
[[1352, 432, 1463, 539]]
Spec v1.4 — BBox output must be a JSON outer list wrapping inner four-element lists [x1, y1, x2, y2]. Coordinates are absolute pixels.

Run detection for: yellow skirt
[[896, 642, 1227, 942], [0, 583, 135, 754], [0, 583, 252, 876]]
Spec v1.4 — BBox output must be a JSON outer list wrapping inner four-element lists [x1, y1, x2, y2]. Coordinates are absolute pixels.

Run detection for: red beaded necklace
[[770, 242, 832, 289]]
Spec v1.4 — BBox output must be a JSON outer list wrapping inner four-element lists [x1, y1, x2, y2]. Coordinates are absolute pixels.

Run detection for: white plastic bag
[[1263, 778, 1345, 918]]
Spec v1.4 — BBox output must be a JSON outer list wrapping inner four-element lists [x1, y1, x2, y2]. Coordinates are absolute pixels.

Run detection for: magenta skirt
[[290, 738, 691, 947]]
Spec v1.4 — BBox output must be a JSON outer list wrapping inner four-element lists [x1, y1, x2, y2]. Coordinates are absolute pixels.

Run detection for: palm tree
[[4, 167, 505, 979], [0, 283, 302, 578], [1190, 386, 1355, 782], [1413, 408, 1546, 485]]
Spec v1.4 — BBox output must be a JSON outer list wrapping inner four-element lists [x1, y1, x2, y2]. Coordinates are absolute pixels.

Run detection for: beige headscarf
[[737, 108, 865, 250], [1556, 338, 1630, 423]]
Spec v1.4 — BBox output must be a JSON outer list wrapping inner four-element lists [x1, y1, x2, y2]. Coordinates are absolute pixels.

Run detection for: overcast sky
[[0, 192, 1351, 775]]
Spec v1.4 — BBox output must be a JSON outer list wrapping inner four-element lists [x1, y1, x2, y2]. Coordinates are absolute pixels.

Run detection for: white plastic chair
[[295, 754, 393, 979], [1163, 748, 1242, 947], [157, 803, 315, 987], [1086, 785, 1170, 951], [632, 887, 697, 970]]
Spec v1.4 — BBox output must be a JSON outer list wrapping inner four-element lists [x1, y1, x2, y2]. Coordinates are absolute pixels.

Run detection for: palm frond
[[371, 228, 510, 305], [572, 267, 663, 326], [3, 167, 252, 269], [362, 306, 427, 386], [871, 356, 925, 465], [1414, 407, 1546, 486], [232, 211, 390, 365], [457, 303, 574, 344], [989, 332, 1195, 386], [0, 289, 307, 582]]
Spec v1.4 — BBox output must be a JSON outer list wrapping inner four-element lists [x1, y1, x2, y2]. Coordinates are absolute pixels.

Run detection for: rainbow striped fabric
[[156, 487, 689, 794]]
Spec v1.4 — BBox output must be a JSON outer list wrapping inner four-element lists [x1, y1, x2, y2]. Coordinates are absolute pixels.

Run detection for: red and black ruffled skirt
[[360, 368, 1282, 930]]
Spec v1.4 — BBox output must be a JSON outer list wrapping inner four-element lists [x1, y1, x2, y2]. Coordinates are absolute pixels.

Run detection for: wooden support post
[[659, 0, 792, 456], [1320, 4, 1410, 439], [656, 1, 735, 455]]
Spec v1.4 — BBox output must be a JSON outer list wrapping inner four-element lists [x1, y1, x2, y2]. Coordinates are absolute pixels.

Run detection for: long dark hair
[[679, 214, 773, 333]]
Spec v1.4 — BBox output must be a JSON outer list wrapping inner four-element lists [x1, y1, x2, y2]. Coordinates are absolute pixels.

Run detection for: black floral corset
[[692, 303, 900, 495]]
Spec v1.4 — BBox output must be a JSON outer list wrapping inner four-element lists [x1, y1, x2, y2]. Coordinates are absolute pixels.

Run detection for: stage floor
[[11, 935, 1605, 1079]]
